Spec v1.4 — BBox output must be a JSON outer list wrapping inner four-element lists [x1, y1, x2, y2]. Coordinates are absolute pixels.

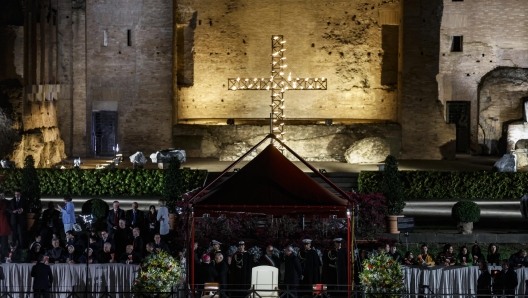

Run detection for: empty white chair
[[249, 265, 279, 298]]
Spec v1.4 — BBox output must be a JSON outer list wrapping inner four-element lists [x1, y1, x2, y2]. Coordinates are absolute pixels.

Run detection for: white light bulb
[[237, 77, 240, 81], [231, 86, 237, 90], [322, 77, 325, 81]]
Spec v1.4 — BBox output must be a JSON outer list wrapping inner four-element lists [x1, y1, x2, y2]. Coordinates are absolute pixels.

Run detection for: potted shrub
[[381, 155, 405, 234], [451, 200, 480, 234], [163, 157, 182, 230], [21, 155, 42, 230]]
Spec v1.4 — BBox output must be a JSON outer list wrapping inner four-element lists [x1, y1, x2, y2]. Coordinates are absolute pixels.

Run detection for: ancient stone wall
[[438, 0, 528, 155], [57, 0, 174, 157], [400, 0, 456, 160], [175, 0, 401, 122], [174, 123, 401, 162]]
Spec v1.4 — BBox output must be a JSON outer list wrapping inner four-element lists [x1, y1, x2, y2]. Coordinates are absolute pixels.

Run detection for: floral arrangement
[[132, 251, 183, 297], [248, 246, 263, 259], [360, 251, 405, 298], [228, 246, 238, 256]]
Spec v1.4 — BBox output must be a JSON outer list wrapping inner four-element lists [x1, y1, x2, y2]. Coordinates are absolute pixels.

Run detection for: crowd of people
[[354, 243, 526, 298], [0, 192, 178, 265]]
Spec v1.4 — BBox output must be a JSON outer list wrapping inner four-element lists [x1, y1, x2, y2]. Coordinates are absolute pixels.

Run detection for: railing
[[0, 285, 527, 298]]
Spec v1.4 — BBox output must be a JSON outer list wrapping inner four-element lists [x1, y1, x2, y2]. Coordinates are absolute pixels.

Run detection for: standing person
[[493, 259, 518, 298], [298, 239, 321, 293], [259, 245, 281, 269], [230, 241, 253, 297], [325, 238, 347, 291], [200, 254, 218, 284], [31, 254, 53, 298], [209, 240, 223, 260], [156, 200, 170, 240], [131, 227, 144, 257], [214, 253, 229, 298], [106, 201, 125, 237], [284, 246, 302, 298], [7, 190, 27, 248], [476, 261, 492, 298], [145, 205, 159, 242], [153, 233, 171, 254], [0, 191, 11, 250], [126, 202, 144, 229], [113, 219, 131, 257], [56, 195, 76, 234], [40, 202, 60, 249]]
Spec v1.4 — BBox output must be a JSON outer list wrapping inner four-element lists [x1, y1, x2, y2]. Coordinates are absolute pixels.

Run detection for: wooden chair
[[249, 265, 279, 298], [202, 282, 220, 298]]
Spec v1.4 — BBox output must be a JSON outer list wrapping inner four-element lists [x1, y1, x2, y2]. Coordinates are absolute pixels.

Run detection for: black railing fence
[[1, 286, 528, 298]]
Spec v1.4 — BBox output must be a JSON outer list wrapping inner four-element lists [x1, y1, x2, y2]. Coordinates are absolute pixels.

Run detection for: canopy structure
[[183, 134, 354, 288]]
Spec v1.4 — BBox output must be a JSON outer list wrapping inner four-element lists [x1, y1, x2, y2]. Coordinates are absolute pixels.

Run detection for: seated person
[[97, 242, 116, 264], [46, 238, 65, 264], [27, 243, 44, 263], [78, 248, 98, 264], [120, 245, 142, 264], [153, 234, 171, 254], [4, 241, 24, 263], [65, 230, 86, 252], [144, 242, 156, 258], [472, 244, 485, 266], [402, 251, 415, 265], [508, 249, 527, 268], [29, 235, 42, 251], [388, 244, 402, 262], [456, 246, 473, 266], [417, 244, 435, 266], [487, 243, 501, 266], [89, 236, 101, 254], [63, 245, 81, 264], [436, 243, 456, 266]]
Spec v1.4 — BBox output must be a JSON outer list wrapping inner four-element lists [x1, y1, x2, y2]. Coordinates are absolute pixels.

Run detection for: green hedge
[[358, 171, 526, 200], [0, 168, 207, 196]]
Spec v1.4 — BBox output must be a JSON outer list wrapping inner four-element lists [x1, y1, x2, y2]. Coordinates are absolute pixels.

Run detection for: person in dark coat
[[493, 259, 518, 298], [97, 242, 116, 264], [106, 201, 126, 237], [284, 246, 302, 298], [46, 238, 65, 264], [487, 243, 501, 266], [200, 254, 218, 283], [120, 245, 142, 264], [27, 243, 44, 263], [7, 190, 27, 248], [65, 230, 85, 252], [298, 239, 321, 294], [230, 241, 253, 297], [31, 254, 54, 298], [214, 252, 229, 298], [325, 238, 347, 292], [0, 191, 12, 251], [259, 245, 281, 268], [78, 248, 98, 264], [4, 241, 23, 263], [131, 227, 144, 257], [113, 219, 131, 257], [145, 205, 159, 242], [98, 230, 115, 252], [477, 261, 492, 298], [126, 202, 145, 229], [63, 245, 81, 264], [153, 233, 171, 254]]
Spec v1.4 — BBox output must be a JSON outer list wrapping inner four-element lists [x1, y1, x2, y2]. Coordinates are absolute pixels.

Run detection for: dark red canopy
[[195, 144, 347, 206]]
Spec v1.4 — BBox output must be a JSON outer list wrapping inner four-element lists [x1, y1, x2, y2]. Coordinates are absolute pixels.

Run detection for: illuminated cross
[[228, 35, 327, 152]]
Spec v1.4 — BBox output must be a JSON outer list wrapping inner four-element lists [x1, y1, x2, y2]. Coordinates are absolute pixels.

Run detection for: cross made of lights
[[228, 35, 327, 152]]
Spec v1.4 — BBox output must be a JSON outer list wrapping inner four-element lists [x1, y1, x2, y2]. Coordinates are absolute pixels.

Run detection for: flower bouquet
[[360, 252, 405, 298], [132, 251, 183, 298]]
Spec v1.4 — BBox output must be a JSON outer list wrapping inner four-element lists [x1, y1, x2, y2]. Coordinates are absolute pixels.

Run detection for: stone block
[[475, 234, 498, 244], [496, 234, 528, 244], [436, 233, 476, 244], [405, 233, 436, 244], [344, 137, 391, 164]]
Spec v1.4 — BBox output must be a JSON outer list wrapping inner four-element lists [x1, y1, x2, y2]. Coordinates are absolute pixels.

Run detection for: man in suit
[[113, 219, 131, 257], [7, 190, 27, 248], [40, 201, 61, 250], [153, 233, 171, 254], [214, 253, 228, 298], [46, 238, 65, 264], [284, 245, 302, 298], [106, 201, 125, 237], [259, 245, 281, 268], [494, 259, 518, 298], [131, 227, 144, 257], [3, 241, 23, 263], [31, 254, 53, 298], [98, 230, 115, 252], [126, 202, 144, 229], [97, 242, 116, 264], [65, 230, 85, 252], [120, 244, 142, 264]]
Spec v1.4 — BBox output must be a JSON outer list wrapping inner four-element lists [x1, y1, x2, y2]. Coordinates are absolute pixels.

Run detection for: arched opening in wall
[[477, 67, 528, 155]]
